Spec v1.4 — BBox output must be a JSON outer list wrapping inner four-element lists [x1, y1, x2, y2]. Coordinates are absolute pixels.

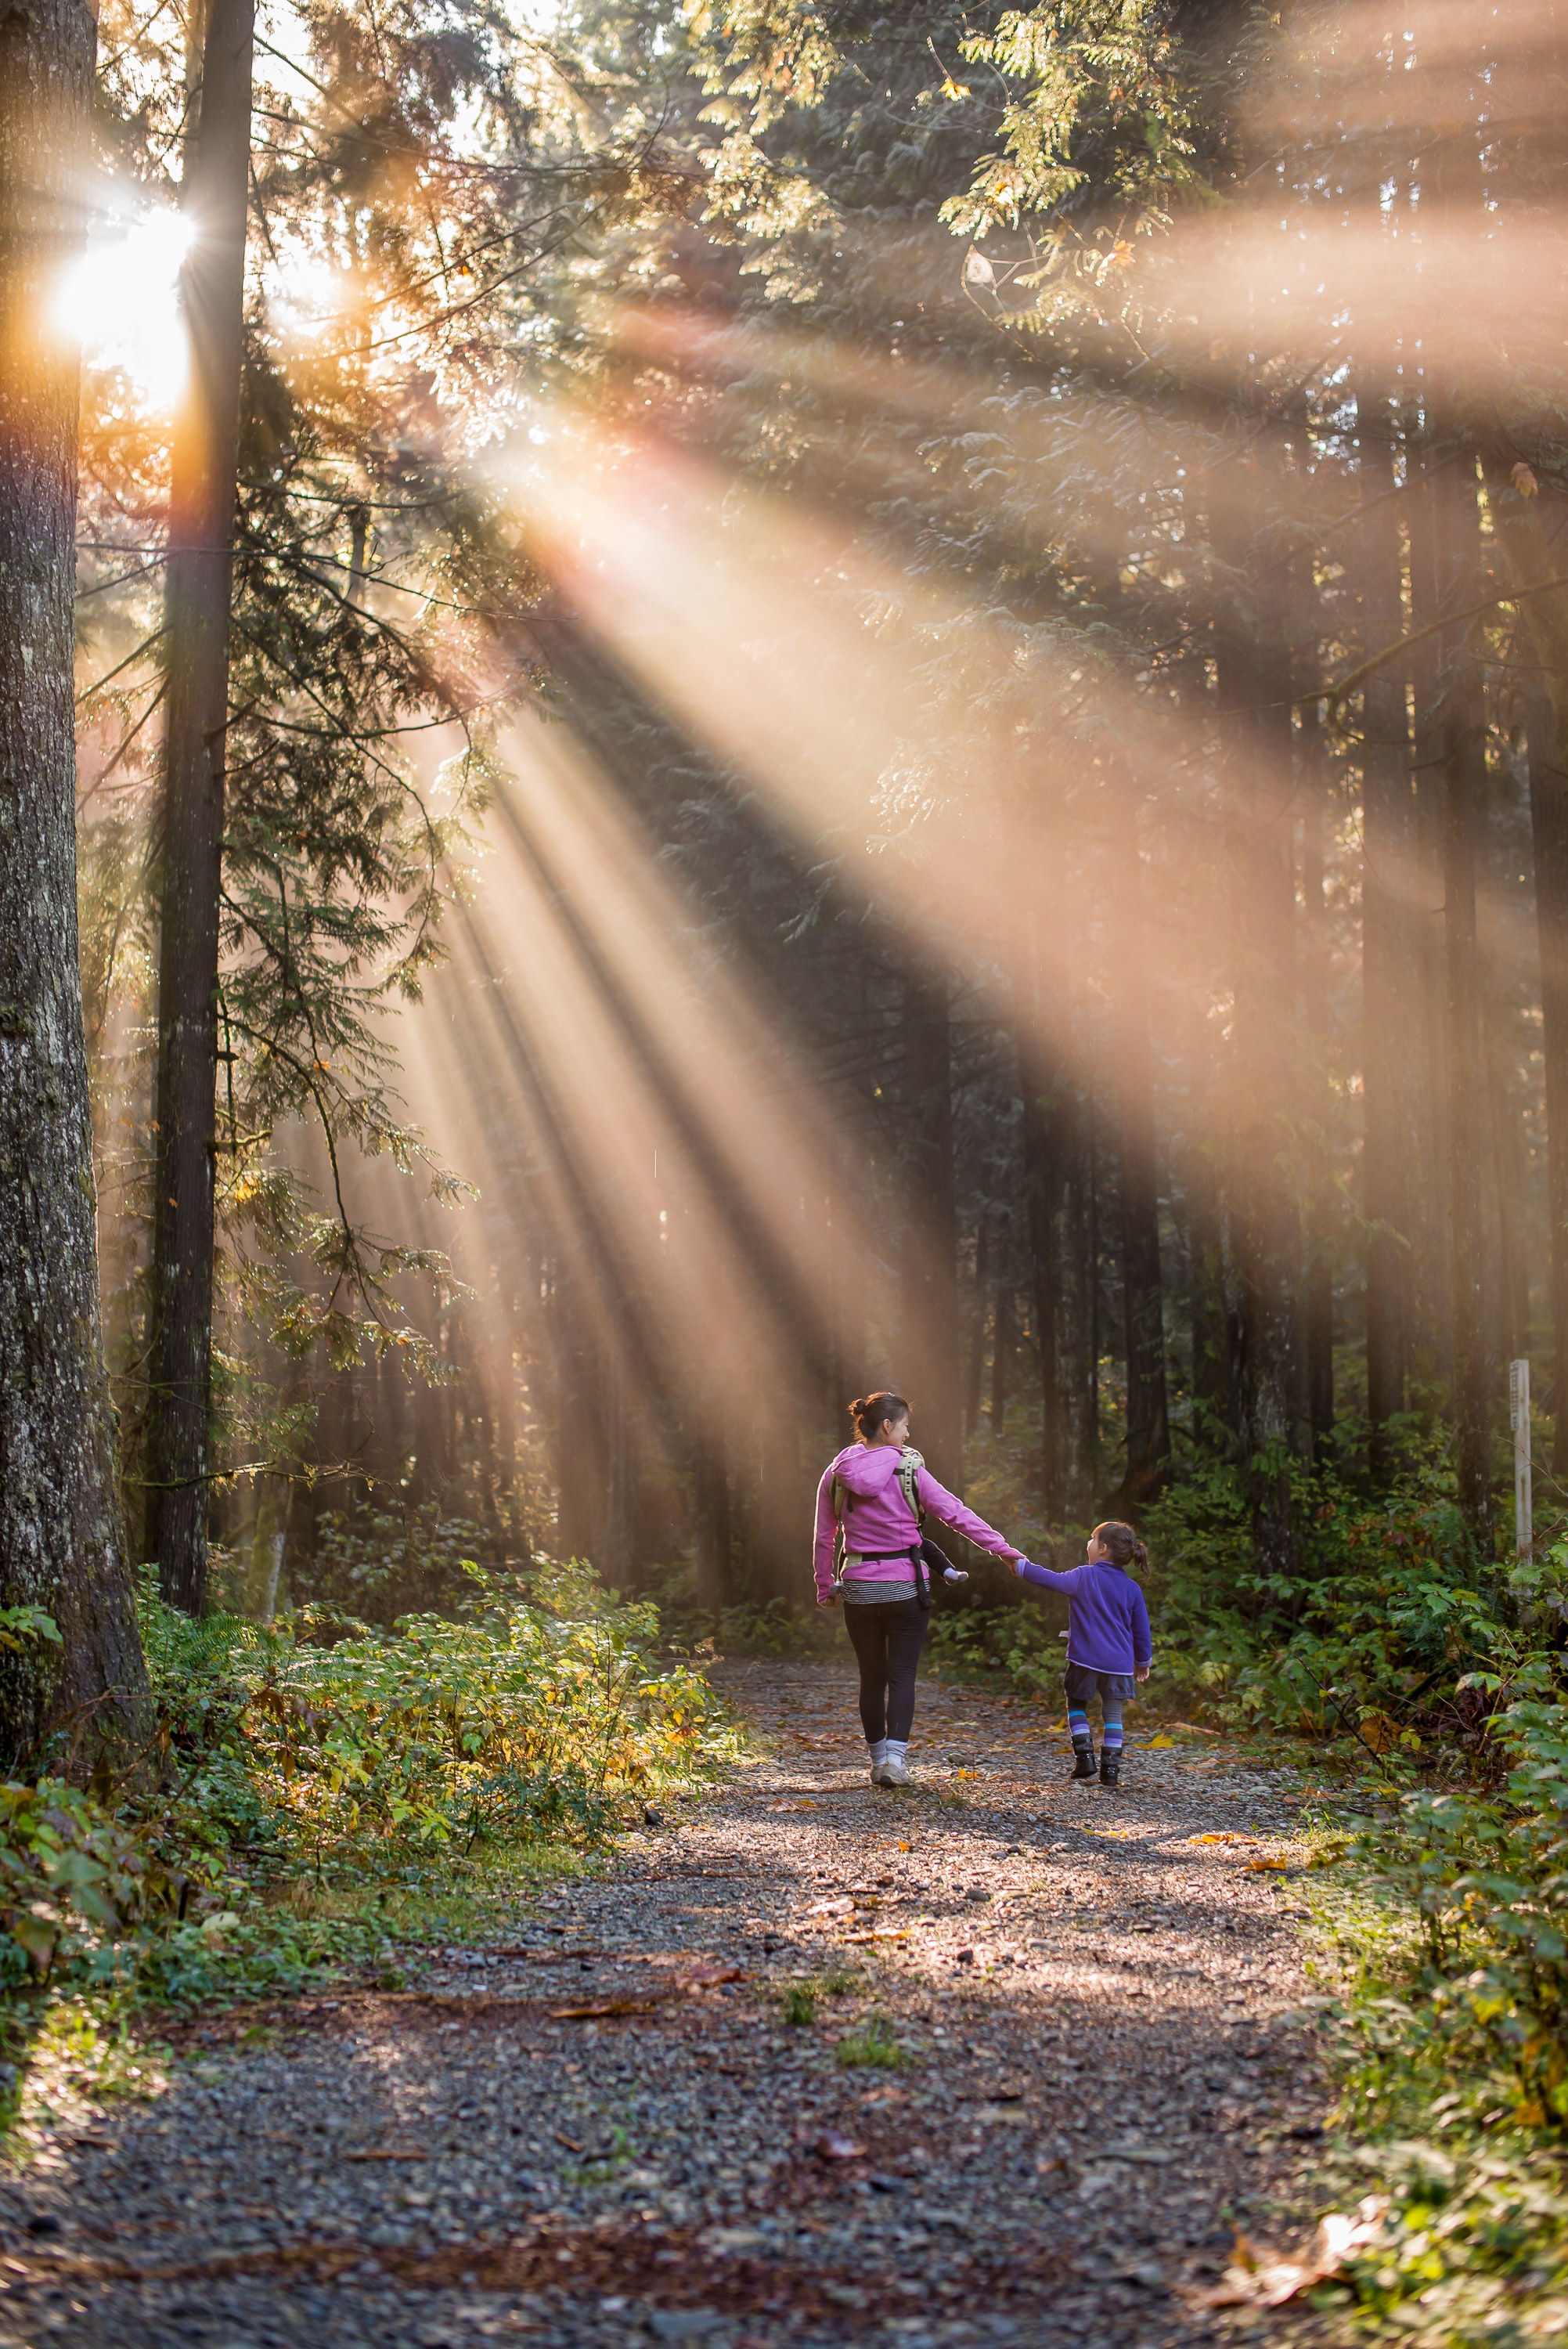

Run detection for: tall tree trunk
[[1527, 696, 1568, 1468], [553, 1255, 604, 1562], [1484, 485, 1568, 1470], [1485, 1007, 1528, 1366], [1405, 438, 1454, 1380], [693, 1424, 731, 1617], [144, 0, 254, 1614], [1430, 428, 1495, 1557], [1184, 1141, 1231, 1431], [0, 0, 149, 1757], [989, 1280, 1014, 1436], [753, 1398, 802, 1607], [1211, 452, 1302, 1572], [1062, 1083, 1098, 1517], [1298, 712, 1336, 1461], [1357, 387, 1417, 1474], [1112, 925, 1170, 1506], [899, 948, 960, 1482], [963, 1221, 989, 1442]]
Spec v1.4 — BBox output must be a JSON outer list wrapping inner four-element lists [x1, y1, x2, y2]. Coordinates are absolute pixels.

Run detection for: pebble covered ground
[[0, 1661, 1336, 2348]]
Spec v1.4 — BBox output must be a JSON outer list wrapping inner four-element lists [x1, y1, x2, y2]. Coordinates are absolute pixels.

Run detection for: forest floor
[[0, 1660, 1346, 2349]]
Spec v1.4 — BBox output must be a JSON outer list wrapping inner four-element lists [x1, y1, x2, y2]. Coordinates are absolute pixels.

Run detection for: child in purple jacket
[[1012, 1521, 1152, 1788]]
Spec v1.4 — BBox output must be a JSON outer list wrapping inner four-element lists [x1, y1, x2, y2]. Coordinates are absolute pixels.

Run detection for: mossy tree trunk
[[0, 0, 150, 1762]]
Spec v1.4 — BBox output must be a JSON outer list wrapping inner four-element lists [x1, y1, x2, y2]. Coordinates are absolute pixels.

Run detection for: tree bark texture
[[1487, 471, 1568, 1474], [693, 1422, 731, 1616], [1527, 695, 1568, 1471], [1297, 712, 1335, 1460], [144, 0, 255, 1613], [1431, 434, 1494, 1557], [898, 949, 961, 1484], [1357, 390, 1417, 1470], [1112, 915, 1170, 1506], [962, 1221, 989, 1441], [1210, 451, 1301, 1571], [989, 1279, 1013, 1435], [0, 0, 149, 1758], [1404, 446, 1454, 1379]]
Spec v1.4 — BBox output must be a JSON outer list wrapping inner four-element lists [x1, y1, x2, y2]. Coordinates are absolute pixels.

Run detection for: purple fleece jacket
[[1016, 1558, 1153, 1675], [813, 1445, 1020, 1601]]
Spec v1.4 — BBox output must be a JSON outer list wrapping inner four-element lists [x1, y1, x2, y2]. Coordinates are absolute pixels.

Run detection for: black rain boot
[[1099, 1748, 1122, 1788], [1069, 1745, 1098, 1782]]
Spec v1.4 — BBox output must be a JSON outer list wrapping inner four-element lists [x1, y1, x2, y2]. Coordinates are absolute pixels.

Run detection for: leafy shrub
[[229, 1576, 728, 1872], [0, 1781, 182, 1990], [300, 1505, 492, 1623], [0, 1556, 736, 2008], [1361, 1663, 1568, 2132]]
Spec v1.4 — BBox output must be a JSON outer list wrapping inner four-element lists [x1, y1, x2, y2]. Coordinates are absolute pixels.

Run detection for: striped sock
[[1069, 1709, 1092, 1751], [1102, 1724, 1123, 1750]]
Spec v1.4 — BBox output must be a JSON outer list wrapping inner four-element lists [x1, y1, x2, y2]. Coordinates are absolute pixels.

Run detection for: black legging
[[843, 1598, 929, 1742]]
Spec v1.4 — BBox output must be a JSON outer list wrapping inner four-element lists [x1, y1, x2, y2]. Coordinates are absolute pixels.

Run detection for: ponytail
[[849, 1390, 911, 1440], [1093, 1520, 1148, 1574]]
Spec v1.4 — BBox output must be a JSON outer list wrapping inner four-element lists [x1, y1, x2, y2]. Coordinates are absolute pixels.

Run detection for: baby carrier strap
[[896, 1446, 927, 1531]]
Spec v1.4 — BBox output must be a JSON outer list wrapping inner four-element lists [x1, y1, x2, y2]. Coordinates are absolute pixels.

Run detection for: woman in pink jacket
[[813, 1390, 1024, 1785]]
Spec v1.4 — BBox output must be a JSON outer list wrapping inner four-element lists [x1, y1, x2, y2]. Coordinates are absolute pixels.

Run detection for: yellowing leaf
[[1148, 1735, 1174, 1749]]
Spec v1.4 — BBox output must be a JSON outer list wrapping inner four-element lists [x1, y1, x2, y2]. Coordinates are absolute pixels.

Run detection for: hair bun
[[849, 1390, 911, 1438]]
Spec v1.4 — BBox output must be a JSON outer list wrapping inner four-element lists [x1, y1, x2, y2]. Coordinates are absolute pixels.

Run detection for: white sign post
[[1510, 1358, 1532, 1564]]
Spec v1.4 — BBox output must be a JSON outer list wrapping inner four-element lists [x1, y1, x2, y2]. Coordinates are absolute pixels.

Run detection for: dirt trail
[[0, 1661, 1333, 2349]]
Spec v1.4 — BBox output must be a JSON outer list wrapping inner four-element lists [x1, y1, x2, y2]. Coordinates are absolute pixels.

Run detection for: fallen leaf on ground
[[342, 2146, 428, 2163], [1186, 2206, 1387, 2310], [813, 2131, 866, 2160], [1245, 1858, 1291, 1873], [1188, 1833, 1259, 1846], [1148, 1735, 1175, 1748]]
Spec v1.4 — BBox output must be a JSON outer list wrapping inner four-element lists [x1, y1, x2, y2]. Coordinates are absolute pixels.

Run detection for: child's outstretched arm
[[1011, 1557, 1082, 1594]]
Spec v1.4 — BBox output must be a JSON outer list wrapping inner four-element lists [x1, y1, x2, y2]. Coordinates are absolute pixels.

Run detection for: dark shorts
[[1064, 1664, 1137, 1707]]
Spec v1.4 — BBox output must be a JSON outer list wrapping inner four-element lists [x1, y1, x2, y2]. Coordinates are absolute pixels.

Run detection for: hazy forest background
[[65, 0, 1568, 1635]]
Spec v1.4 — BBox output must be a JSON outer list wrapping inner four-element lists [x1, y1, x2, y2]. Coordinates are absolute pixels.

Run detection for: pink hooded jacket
[[813, 1445, 1021, 1601]]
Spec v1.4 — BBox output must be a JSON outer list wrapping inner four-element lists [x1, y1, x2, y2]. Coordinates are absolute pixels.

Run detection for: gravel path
[[0, 1661, 1335, 2349]]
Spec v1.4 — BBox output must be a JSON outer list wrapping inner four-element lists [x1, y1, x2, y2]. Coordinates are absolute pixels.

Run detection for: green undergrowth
[[0, 1555, 738, 2116], [1277, 1650, 1568, 2345]]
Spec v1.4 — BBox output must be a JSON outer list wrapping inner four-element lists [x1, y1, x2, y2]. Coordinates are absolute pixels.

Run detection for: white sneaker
[[868, 1765, 884, 1786], [878, 1756, 912, 1787]]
